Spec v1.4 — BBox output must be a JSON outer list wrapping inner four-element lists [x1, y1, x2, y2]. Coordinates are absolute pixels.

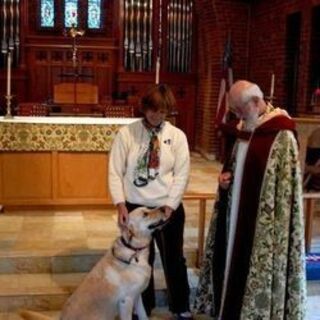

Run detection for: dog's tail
[[19, 309, 53, 320]]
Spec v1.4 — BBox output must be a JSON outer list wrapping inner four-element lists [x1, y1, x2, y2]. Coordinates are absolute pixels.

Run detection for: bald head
[[228, 80, 267, 129], [229, 80, 264, 111]]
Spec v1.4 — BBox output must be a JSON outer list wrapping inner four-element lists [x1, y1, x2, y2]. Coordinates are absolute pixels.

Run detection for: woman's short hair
[[140, 84, 176, 113]]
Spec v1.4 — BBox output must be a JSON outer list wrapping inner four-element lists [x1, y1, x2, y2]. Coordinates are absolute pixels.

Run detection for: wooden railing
[[183, 192, 315, 265], [183, 192, 216, 267], [303, 192, 320, 253]]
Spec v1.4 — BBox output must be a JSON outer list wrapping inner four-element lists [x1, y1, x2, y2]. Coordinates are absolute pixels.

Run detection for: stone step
[[0, 310, 172, 320], [0, 309, 171, 320], [0, 249, 198, 274], [0, 311, 60, 320], [0, 309, 213, 320], [0, 268, 199, 312]]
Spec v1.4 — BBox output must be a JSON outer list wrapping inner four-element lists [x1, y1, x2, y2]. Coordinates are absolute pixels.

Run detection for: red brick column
[[194, 0, 249, 158]]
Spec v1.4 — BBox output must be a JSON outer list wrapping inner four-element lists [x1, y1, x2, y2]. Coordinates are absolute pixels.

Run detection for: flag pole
[[215, 31, 233, 126], [215, 31, 234, 162]]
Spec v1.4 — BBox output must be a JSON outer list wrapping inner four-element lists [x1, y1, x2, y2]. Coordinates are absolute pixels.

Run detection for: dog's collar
[[112, 237, 149, 265], [112, 247, 138, 265], [120, 236, 149, 251]]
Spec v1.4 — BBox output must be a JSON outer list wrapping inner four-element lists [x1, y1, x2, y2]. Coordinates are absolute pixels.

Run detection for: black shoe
[[132, 314, 139, 320]]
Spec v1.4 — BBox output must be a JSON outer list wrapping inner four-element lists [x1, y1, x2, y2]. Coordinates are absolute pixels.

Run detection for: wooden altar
[[0, 116, 139, 209]]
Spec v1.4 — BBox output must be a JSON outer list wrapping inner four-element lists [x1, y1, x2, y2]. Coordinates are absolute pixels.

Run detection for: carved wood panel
[[117, 72, 196, 147], [26, 46, 117, 103]]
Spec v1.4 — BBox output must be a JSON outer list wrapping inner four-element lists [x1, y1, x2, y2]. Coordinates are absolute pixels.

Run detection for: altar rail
[[186, 191, 313, 267], [183, 192, 216, 267], [294, 117, 320, 253], [303, 192, 320, 253]]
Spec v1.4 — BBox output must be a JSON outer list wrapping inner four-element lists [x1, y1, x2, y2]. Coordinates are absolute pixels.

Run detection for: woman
[[109, 84, 193, 320]]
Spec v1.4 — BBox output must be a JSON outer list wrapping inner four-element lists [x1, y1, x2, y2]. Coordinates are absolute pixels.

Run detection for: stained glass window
[[88, 0, 102, 29], [40, 0, 55, 28], [64, 0, 79, 28], [39, 0, 105, 31]]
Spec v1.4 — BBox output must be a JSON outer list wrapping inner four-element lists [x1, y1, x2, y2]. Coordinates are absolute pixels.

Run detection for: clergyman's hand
[[219, 171, 232, 190], [306, 164, 320, 175]]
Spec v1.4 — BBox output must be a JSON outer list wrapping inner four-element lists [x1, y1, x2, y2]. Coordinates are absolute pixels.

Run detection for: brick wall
[[248, 0, 319, 113], [195, 0, 320, 158], [194, 0, 250, 159]]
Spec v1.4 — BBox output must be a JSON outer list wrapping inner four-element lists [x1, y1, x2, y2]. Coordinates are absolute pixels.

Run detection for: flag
[[215, 33, 233, 127]]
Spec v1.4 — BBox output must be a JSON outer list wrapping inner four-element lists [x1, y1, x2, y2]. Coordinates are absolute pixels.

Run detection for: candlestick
[[6, 50, 12, 97], [4, 50, 13, 119], [270, 73, 275, 101], [155, 56, 160, 84], [4, 94, 13, 119]]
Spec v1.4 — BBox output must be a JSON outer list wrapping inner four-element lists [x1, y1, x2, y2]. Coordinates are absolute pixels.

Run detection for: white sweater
[[108, 119, 190, 209]]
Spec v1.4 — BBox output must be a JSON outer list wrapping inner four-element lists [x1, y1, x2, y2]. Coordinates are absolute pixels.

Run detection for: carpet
[[306, 253, 320, 280]]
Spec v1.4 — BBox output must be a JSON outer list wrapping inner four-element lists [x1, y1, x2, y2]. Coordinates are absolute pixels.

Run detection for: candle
[[2, 0, 8, 53], [6, 51, 12, 97], [155, 56, 160, 84], [270, 73, 275, 99]]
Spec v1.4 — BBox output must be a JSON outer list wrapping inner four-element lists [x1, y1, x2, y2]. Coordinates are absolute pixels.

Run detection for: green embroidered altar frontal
[[0, 117, 139, 152]]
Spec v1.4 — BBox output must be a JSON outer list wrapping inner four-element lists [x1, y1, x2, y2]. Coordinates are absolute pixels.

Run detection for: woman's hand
[[116, 202, 129, 228], [163, 205, 174, 219], [219, 171, 232, 190]]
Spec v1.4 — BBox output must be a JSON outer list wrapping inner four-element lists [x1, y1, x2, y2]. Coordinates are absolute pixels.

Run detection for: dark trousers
[[126, 202, 190, 315]]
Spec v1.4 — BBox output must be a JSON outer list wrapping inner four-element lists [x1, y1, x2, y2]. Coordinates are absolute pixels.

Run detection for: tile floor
[[0, 153, 319, 319]]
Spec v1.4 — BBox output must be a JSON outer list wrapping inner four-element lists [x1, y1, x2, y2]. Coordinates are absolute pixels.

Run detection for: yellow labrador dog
[[20, 207, 167, 320]]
